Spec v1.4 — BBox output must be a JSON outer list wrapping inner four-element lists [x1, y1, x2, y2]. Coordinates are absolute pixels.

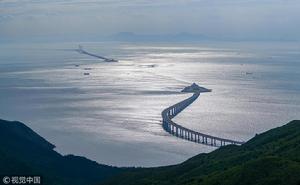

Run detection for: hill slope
[[101, 120, 300, 185], [1, 119, 299, 185], [0, 119, 123, 185]]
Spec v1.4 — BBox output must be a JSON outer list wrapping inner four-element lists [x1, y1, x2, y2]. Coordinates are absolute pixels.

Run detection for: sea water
[[0, 41, 299, 167]]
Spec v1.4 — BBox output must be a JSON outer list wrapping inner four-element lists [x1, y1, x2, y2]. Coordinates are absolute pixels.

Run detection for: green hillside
[[0, 119, 123, 185], [101, 120, 300, 185], [1, 119, 299, 185]]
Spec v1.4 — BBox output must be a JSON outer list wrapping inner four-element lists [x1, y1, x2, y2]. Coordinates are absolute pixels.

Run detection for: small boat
[[84, 73, 90, 75]]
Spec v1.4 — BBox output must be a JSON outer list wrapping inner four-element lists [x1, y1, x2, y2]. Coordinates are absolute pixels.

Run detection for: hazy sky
[[0, 0, 300, 41]]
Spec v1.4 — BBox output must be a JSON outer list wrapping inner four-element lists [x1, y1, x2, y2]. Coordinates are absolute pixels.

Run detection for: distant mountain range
[[1, 119, 300, 185], [108, 32, 210, 42], [2, 32, 298, 43], [107, 32, 299, 42]]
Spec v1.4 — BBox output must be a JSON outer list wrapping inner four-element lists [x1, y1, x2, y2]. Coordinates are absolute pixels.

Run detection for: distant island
[[1, 119, 299, 185]]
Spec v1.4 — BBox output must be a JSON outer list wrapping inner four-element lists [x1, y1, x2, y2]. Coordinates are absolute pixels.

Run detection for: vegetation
[[1, 119, 299, 185], [0, 119, 123, 185], [101, 120, 300, 185]]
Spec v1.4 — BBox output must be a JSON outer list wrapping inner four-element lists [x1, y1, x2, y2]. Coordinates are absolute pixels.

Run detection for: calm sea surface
[[0, 41, 299, 167]]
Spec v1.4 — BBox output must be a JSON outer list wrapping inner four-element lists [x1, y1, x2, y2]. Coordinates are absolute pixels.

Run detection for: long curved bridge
[[76, 45, 118, 62], [162, 85, 244, 147]]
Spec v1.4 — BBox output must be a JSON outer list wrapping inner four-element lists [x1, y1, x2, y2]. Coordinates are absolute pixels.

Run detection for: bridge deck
[[162, 91, 244, 147], [77, 47, 117, 62]]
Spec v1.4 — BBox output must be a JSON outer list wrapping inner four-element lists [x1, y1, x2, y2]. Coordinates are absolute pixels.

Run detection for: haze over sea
[[0, 41, 299, 167]]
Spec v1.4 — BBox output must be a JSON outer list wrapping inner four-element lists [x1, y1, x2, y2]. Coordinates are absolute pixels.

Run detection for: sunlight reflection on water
[[0, 42, 299, 167]]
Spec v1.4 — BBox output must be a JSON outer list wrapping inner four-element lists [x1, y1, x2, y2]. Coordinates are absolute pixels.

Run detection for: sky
[[0, 0, 300, 41]]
